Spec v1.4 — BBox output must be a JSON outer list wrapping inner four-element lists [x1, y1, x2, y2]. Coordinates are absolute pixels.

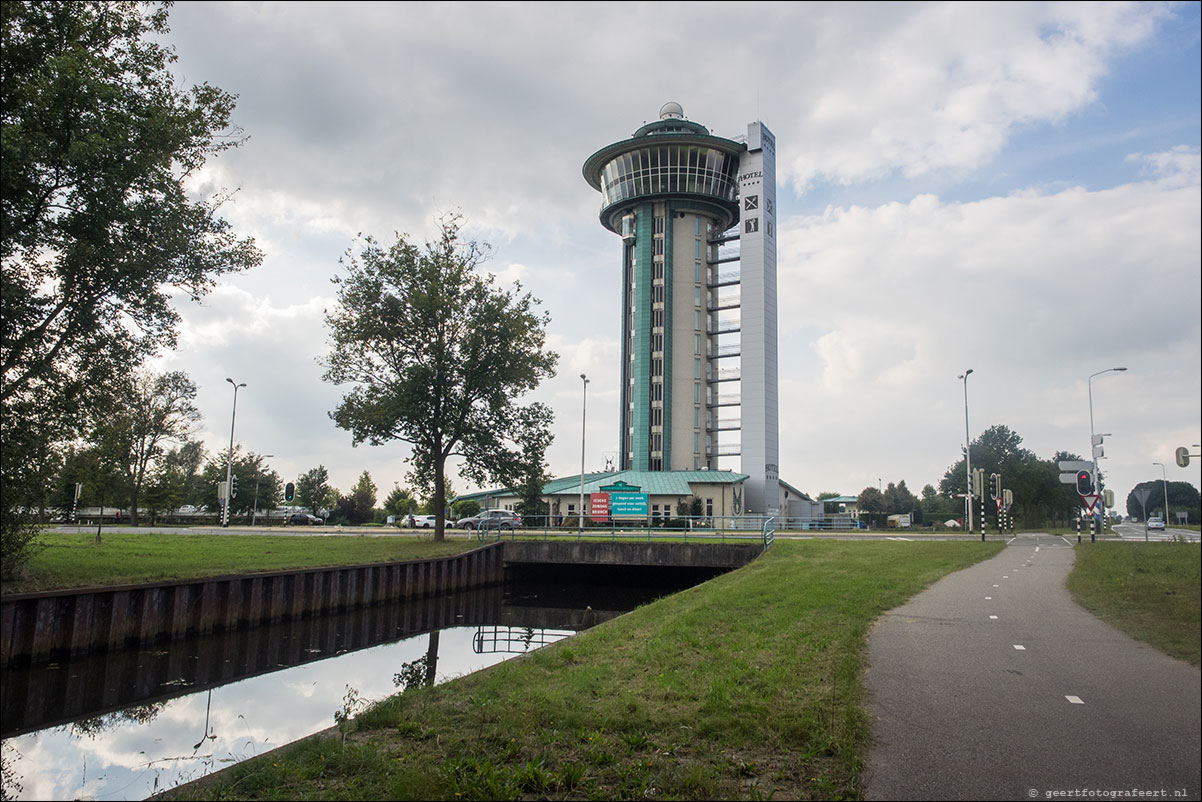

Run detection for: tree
[[91, 370, 201, 524], [451, 498, 481, 519], [920, 483, 956, 521], [858, 486, 885, 528], [296, 465, 331, 518], [1, 1, 260, 570], [321, 213, 558, 541], [383, 484, 415, 517], [508, 405, 555, 521], [1, 2, 261, 405], [333, 470, 377, 525], [1126, 480, 1200, 524], [940, 426, 1081, 527], [883, 480, 919, 514], [197, 449, 275, 521]]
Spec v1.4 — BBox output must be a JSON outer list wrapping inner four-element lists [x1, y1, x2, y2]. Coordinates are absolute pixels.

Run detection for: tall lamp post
[[223, 378, 246, 528], [1088, 367, 1126, 529], [252, 454, 274, 527], [1152, 462, 1169, 526], [579, 373, 589, 537], [959, 369, 973, 532]]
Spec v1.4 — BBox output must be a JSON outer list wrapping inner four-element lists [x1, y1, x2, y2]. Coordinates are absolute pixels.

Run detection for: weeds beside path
[[166, 539, 1003, 801]]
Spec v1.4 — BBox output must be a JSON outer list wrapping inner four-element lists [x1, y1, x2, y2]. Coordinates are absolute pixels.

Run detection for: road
[[865, 533, 1200, 801], [1112, 521, 1200, 542]]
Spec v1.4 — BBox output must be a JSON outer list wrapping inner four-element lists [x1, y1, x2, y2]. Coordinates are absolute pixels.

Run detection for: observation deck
[[583, 103, 746, 234]]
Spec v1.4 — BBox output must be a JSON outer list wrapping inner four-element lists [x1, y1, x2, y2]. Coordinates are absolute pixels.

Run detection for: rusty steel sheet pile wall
[[1, 544, 504, 666]]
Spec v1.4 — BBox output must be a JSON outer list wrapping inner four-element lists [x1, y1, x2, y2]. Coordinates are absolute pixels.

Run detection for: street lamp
[[1088, 367, 1126, 528], [958, 369, 973, 531], [1153, 462, 1169, 526], [579, 374, 589, 537], [252, 454, 274, 527], [223, 378, 246, 528]]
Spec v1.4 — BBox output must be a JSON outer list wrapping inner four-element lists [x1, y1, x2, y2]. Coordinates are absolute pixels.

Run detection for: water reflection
[[0, 579, 658, 801]]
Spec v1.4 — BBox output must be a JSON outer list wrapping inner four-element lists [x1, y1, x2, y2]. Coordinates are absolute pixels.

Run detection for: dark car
[[286, 513, 323, 526]]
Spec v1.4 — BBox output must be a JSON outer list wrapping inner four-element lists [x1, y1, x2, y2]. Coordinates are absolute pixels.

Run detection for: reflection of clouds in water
[[3, 627, 533, 800]]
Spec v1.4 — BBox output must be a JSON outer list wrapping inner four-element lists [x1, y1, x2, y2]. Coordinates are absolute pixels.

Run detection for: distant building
[[456, 469, 749, 523], [457, 471, 829, 529]]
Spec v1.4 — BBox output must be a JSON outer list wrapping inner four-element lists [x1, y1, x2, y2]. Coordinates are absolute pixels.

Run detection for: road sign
[[1082, 494, 1100, 513], [1058, 460, 1093, 472], [1059, 472, 1079, 484]]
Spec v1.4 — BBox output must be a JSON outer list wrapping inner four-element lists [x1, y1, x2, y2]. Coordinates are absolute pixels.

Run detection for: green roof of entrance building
[[544, 469, 748, 496], [458, 469, 750, 502]]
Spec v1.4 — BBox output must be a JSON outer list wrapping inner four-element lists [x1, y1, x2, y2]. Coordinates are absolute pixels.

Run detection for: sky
[[150, 1, 1201, 509]]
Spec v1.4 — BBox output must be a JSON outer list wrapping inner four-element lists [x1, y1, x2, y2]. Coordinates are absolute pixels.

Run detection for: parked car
[[1146, 516, 1165, 531], [456, 509, 522, 531], [286, 512, 323, 526], [410, 514, 438, 528]]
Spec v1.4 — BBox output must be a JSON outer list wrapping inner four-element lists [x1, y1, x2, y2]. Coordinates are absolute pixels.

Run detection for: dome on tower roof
[[659, 101, 684, 120]]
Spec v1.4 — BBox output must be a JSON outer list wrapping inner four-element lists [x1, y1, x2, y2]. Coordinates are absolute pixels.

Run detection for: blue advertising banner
[[609, 492, 648, 516]]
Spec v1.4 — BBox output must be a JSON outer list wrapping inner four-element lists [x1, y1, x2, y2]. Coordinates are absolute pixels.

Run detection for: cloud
[[774, 164, 1199, 497], [1126, 145, 1202, 187]]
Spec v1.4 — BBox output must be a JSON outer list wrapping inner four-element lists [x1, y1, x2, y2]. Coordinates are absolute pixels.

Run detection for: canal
[[0, 566, 722, 800]]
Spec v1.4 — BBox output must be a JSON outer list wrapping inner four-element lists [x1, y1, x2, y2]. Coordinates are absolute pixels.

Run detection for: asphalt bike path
[[864, 533, 1200, 801]]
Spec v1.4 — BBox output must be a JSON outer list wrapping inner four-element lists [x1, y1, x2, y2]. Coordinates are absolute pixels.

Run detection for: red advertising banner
[[590, 492, 611, 521]]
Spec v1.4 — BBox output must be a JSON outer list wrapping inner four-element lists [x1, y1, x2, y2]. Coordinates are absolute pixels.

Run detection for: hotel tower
[[583, 103, 779, 514]]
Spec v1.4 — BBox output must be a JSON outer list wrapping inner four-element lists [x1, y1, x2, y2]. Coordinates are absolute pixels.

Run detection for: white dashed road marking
[[1013, 645, 1026, 650], [1066, 696, 1084, 704]]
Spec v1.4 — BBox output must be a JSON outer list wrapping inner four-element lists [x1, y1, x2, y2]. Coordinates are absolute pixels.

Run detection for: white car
[[410, 514, 438, 528], [1147, 516, 1165, 531]]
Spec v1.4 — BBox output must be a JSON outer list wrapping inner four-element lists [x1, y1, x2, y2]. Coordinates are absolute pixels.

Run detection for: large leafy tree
[[1, 1, 260, 570], [322, 214, 558, 541]]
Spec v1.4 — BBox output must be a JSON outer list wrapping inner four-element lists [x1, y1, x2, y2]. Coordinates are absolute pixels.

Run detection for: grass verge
[[0, 532, 475, 594], [164, 539, 1003, 801], [1067, 541, 1201, 666]]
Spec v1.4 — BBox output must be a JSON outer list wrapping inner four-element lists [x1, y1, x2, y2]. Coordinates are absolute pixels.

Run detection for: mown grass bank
[[165, 540, 1003, 801], [0, 532, 474, 594], [1068, 541, 1201, 666]]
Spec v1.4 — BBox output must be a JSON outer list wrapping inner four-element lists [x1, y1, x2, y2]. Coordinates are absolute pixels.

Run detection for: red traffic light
[[1075, 471, 1094, 495]]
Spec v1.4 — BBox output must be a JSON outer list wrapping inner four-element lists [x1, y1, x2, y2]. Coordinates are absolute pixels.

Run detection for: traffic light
[[285, 482, 295, 502], [231, 475, 239, 498], [1075, 470, 1094, 495], [988, 473, 999, 500]]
